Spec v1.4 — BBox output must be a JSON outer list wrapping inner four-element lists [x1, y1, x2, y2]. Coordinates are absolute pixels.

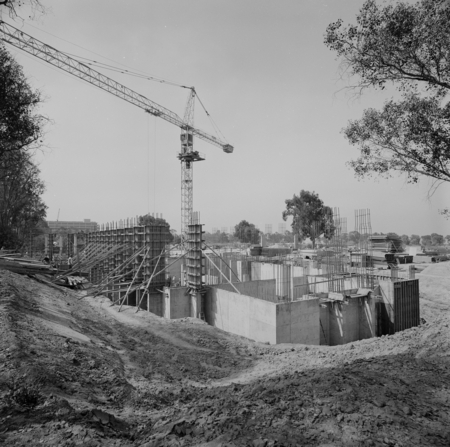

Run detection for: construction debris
[[0, 256, 56, 276]]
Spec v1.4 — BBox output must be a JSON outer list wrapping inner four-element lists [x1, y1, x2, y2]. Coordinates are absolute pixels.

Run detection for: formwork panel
[[394, 280, 420, 332], [83, 223, 170, 307], [377, 279, 420, 335]]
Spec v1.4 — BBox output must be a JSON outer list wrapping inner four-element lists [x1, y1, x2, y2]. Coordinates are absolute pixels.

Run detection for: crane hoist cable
[[15, 21, 228, 146], [0, 19, 234, 238], [22, 21, 186, 88]]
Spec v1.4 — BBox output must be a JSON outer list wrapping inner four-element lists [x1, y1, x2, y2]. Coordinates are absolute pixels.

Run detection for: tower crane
[[0, 21, 233, 238]]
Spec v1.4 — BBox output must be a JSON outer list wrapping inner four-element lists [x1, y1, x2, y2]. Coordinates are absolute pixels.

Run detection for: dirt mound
[[0, 270, 254, 446], [0, 264, 449, 446]]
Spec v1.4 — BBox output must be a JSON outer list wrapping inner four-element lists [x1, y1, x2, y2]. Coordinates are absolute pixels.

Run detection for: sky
[[1, 0, 449, 237]]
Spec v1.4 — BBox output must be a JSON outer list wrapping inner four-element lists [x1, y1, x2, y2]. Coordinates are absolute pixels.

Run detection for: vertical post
[[186, 217, 204, 318]]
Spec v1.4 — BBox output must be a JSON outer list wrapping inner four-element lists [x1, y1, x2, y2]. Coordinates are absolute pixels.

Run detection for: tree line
[[0, 43, 47, 249], [348, 232, 449, 247]]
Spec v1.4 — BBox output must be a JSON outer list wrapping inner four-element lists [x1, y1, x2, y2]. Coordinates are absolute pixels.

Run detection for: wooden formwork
[[186, 223, 204, 290], [85, 223, 170, 292], [376, 279, 420, 336]]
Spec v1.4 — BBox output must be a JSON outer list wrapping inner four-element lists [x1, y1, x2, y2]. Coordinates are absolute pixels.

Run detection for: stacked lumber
[[0, 256, 56, 275], [53, 275, 87, 289]]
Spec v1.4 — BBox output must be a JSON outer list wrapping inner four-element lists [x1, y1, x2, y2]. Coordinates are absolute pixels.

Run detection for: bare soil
[[0, 262, 449, 446]]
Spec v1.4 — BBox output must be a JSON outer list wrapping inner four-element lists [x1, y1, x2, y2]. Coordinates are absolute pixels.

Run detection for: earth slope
[[0, 263, 449, 446]]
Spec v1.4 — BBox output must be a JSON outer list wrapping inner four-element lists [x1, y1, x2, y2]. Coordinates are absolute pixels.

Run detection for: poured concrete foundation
[[204, 283, 320, 344], [319, 291, 376, 346], [112, 257, 420, 346]]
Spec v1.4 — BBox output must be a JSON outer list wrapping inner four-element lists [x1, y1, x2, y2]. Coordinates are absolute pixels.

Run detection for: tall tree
[[233, 220, 260, 244], [0, 150, 47, 248], [325, 0, 450, 213], [282, 190, 334, 249], [0, 46, 47, 248], [1, 45, 46, 158]]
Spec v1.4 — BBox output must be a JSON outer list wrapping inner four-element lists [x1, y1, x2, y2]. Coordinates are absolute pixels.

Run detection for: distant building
[[265, 224, 272, 234], [46, 219, 98, 233], [278, 223, 286, 234]]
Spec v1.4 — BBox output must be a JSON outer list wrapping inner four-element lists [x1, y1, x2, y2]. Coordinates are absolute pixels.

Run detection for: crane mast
[[0, 21, 233, 238]]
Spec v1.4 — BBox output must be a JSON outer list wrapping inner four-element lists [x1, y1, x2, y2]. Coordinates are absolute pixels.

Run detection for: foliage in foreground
[[0, 45, 47, 248], [325, 0, 450, 214]]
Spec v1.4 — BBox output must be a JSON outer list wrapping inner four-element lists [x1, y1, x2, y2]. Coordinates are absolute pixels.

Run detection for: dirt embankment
[[0, 263, 449, 446]]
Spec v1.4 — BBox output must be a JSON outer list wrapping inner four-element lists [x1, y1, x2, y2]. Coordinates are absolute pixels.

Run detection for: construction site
[[0, 21, 423, 348], [29, 207, 417, 348], [1, 5, 450, 447]]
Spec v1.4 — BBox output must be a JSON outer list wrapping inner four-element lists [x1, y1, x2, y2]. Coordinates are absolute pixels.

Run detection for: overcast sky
[[2, 0, 449, 236]]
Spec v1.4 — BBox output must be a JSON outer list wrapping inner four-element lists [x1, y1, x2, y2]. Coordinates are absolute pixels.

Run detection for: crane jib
[[0, 21, 233, 153]]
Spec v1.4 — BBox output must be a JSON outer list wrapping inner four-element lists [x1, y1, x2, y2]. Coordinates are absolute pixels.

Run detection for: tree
[[283, 230, 295, 243], [325, 0, 450, 204], [170, 229, 181, 245], [204, 231, 229, 245], [0, 0, 45, 19], [431, 233, 444, 246], [386, 232, 400, 239], [0, 47, 47, 248], [0, 150, 47, 248], [421, 235, 432, 246], [138, 214, 174, 243], [233, 220, 260, 244], [267, 232, 285, 244], [348, 231, 361, 244], [343, 96, 450, 184], [445, 235, 450, 245], [282, 190, 334, 249], [1, 45, 47, 158], [385, 232, 403, 252], [401, 234, 410, 246], [410, 234, 421, 245]]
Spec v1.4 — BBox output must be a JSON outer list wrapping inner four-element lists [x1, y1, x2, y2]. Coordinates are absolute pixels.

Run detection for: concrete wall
[[292, 276, 310, 299], [319, 292, 376, 346], [162, 287, 190, 319], [276, 298, 320, 344], [359, 293, 376, 340], [190, 291, 202, 319], [147, 292, 163, 316], [319, 305, 329, 345], [236, 260, 251, 282], [326, 299, 358, 346], [205, 286, 277, 344], [213, 279, 277, 302], [205, 285, 321, 345]]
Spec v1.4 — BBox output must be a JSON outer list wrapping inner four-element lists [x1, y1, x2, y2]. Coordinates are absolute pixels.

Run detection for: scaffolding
[[353, 209, 374, 289]]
